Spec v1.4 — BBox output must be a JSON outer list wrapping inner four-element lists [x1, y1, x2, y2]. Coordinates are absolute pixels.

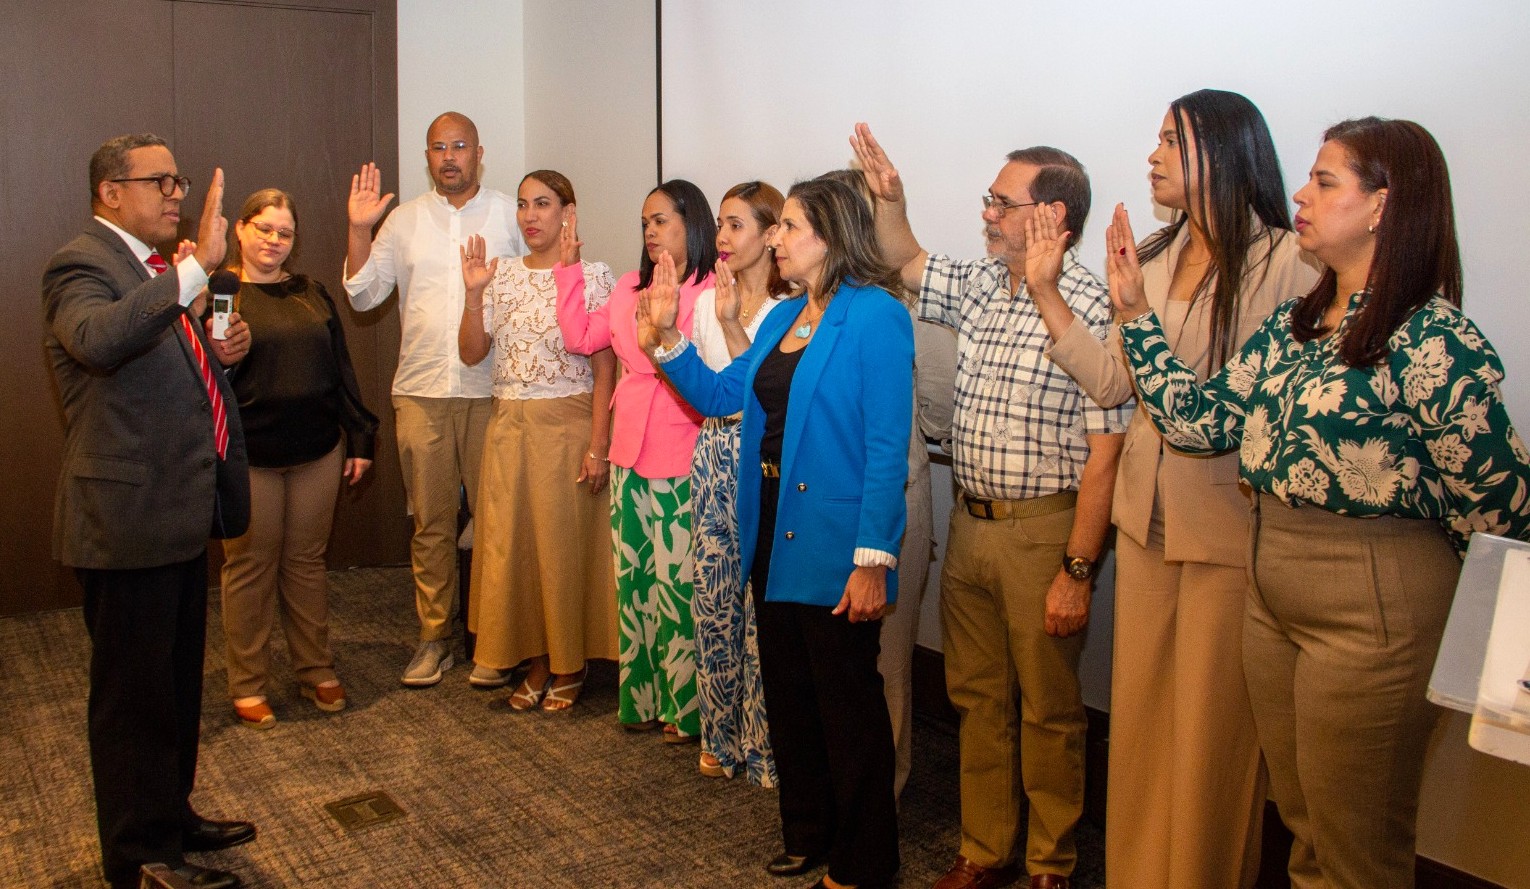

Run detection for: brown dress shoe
[[1029, 875, 1070, 889], [932, 855, 1020, 889]]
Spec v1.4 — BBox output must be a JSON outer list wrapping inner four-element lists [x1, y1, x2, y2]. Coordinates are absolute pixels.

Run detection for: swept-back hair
[[790, 177, 902, 300], [1289, 117, 1461, 366], [1138, 89, 1293, 371], [520, 169, 576, 206], [638, 179, 717, 289], [721, 181, 790, 297], [1006, 146, 1091, 251]]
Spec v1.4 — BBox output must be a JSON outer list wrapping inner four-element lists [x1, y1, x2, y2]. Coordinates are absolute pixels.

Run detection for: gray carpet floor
[[0, 566, 1104, 888]]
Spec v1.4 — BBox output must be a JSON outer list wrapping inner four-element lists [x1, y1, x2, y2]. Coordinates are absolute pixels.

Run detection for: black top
[[753, 341, 807, 463], [224, 276, 378, 468]]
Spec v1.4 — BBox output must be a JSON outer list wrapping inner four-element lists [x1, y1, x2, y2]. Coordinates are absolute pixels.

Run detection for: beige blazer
[[1048, 224, 1320, 567]]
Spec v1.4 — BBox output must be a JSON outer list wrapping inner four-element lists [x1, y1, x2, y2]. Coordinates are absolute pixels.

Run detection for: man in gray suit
[[44, 133, 255, 889]]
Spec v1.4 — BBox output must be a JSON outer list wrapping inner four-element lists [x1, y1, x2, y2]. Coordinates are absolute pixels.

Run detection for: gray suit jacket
[[43, 219, 250, 570]]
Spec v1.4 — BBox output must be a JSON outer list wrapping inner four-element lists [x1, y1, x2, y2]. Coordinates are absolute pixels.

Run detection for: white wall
[[397, 0, 526, 207], [398, 2, 1530, 883], [523, 0, 657, 269]]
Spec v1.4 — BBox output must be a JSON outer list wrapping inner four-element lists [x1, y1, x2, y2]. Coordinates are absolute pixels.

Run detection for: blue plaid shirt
[[919, 251, 1132, 500]]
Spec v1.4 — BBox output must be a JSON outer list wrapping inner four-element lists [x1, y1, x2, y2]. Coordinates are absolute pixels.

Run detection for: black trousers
[[751, 475, 900, 886], [79, 554, 208, 886]]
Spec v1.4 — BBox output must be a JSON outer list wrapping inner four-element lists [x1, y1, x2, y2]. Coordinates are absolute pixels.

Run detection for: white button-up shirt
[[344, 187, 523, 397]]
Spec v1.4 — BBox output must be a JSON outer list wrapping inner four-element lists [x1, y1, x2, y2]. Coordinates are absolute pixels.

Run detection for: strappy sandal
[[540, 668, 587, 712], [508, 673, 552, 711]]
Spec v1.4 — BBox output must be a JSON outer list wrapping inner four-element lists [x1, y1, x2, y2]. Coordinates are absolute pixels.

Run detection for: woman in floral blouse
[[1111, 117, 1530, 888], [458, 170, 618, 711]]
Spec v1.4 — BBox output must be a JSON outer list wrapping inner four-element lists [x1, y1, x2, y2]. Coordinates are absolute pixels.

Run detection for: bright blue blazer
[[663, 282, 914, 607]]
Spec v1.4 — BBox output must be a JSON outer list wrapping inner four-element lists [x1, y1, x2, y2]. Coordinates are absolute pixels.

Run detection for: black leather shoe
[[765, 852, 823, 876], [172, 864, 243, 889], [183, 818, 257, 852]]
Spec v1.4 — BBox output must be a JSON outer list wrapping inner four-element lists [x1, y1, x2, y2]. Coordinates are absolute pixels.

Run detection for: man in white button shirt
[[344, 112, 524, 687]]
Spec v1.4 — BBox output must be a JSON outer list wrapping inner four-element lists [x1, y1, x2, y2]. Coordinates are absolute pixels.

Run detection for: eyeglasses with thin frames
[[248, 221, 296, 243], [981, 193, 1040, 217], [110, 174, 191, 197], [427, 141, 473, 155]]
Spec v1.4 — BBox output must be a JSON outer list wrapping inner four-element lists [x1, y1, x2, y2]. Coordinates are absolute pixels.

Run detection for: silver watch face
[[1065, 557, 1093, 579]]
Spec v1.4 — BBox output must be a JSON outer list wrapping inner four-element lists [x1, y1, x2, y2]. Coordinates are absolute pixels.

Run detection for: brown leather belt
[[761, 460, 781, 478], [960, 489, 1077, 520]]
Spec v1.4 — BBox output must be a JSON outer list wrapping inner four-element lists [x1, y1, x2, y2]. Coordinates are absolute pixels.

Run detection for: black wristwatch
[[1062, 553, 1096, 581]]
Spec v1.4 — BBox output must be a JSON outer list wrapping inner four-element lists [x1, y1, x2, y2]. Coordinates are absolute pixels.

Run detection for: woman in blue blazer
[[646, 176, 913, 889]]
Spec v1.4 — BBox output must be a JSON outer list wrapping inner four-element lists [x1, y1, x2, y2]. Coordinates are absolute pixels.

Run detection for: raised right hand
[[460, 233, 498, 295], [1105, 203, 1150, 320], [849, 122, 906, 204], [191, 167, 227, 272], [348, 162, 395, 228]]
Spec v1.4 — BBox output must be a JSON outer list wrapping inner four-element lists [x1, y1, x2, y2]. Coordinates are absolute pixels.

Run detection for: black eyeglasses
[[110, 174, 191, 197], [981, 193, 1040, 217]]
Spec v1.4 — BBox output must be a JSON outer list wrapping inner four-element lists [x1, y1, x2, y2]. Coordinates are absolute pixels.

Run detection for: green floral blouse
[[1119, 291, 1530, 554]]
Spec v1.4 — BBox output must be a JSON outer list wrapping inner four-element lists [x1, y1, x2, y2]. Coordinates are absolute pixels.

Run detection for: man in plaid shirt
[[853, 124, 1129, 889]]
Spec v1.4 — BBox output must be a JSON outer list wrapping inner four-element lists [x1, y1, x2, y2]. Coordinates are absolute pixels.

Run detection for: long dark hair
[[789, 177, 902, 301], [1289, 117, 1462, 366], [721, 180, 791, 297], [637, 179, 717, 289], [1138, 89, 1292, 371]]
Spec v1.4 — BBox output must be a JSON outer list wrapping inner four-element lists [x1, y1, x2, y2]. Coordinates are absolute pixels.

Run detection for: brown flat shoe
[[233, 700, 276, 730], [300, 682, 347, 712]]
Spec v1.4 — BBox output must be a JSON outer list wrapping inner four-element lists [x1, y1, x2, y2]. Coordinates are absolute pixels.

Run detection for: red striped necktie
[[148, 252, 229, 459]]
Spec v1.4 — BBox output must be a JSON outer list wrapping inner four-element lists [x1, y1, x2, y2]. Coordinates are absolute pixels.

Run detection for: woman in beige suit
[[1035, 89, 1319, 888]]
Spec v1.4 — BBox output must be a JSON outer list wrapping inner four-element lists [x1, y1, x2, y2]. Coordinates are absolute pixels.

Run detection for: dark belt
[[761, 460, 781, 478], [959, 489, 1076, 520]]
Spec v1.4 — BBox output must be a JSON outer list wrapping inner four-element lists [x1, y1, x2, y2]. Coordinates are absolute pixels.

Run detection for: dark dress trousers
[[43, 219, 250, 885]]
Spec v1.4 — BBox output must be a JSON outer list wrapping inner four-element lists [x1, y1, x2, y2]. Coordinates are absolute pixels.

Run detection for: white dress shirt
[[94, 215, 208, 305], [344, 187, 524, 398]]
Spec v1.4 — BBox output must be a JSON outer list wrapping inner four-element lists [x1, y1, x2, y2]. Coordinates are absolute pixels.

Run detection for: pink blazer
[[555, 263, 709, 479]]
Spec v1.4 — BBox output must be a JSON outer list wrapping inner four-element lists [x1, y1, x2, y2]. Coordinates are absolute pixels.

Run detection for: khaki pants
[[220, 444, 343, 698], [393, 395, 491, 642], [1247, 495, 1458, 889], [1106, 534, 1264, 889], [941, 494, 1085, 877]]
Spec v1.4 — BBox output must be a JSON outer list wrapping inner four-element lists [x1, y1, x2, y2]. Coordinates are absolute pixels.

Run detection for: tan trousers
[[1106, 534, 1265, 889], [1247, 495, 1458, 889], [941, 496, 1085, 877], [393, 395, 491, 642], [220, 445, 343, 698]]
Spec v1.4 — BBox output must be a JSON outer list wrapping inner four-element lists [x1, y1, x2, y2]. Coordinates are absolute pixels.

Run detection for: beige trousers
[[1247, 495, 1458, 889], [941, 496, 1085, 877], [393, 395, 491, 642], [1106, 534, 1265, 889], [220, 444, 343, 698]]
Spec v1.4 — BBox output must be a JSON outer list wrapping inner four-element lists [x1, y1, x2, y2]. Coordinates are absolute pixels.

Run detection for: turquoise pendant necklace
[[794, 301, 823, 339]]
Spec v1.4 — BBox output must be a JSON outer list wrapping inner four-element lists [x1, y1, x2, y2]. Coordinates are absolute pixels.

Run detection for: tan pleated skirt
[[468, 392, 618, 673]]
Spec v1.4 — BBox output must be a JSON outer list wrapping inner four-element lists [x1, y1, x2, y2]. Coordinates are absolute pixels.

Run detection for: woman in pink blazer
[[556, 179, 716, 739]]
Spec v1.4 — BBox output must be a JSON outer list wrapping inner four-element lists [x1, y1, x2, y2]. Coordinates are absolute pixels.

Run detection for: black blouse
[[225, 276, 378, 468], [753, 341, 807, 463]]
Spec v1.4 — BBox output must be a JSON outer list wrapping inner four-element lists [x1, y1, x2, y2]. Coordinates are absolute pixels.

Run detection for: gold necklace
[[793, 299, 826, 339]]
